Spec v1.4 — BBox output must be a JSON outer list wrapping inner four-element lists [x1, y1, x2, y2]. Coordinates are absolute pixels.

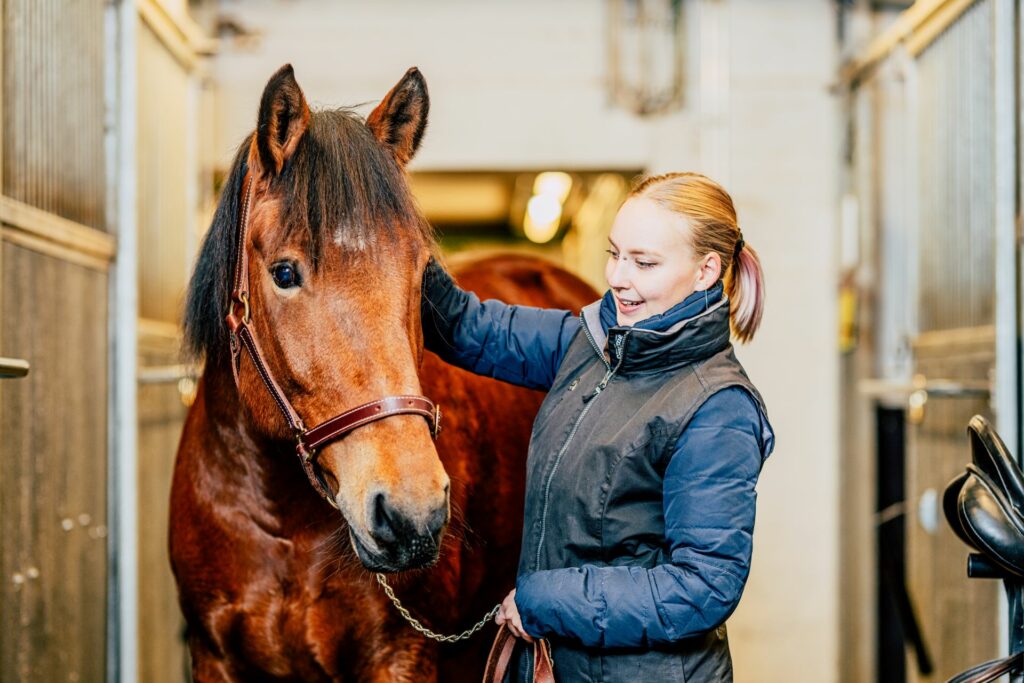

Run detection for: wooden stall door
[[137, 322, 190, 683], [0, 0, 112, 681], [903, 0, 1013, 679]]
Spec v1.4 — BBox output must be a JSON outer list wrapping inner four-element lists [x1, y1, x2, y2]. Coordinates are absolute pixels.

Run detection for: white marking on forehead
[[333, 224, 367, 251]]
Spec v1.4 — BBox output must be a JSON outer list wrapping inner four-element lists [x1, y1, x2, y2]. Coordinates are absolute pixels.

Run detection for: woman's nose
[[607, 259, 629, 289]]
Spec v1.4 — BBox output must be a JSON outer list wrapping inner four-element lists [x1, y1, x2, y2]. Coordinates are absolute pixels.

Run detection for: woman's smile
[[613, 293, 645, 317]]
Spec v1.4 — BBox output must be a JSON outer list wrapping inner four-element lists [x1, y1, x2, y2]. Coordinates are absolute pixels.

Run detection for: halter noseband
[[224, 174, 441, 509]]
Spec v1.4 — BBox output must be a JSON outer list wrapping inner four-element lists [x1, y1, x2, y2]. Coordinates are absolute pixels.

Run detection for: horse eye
[[270, 262, 301, 289]]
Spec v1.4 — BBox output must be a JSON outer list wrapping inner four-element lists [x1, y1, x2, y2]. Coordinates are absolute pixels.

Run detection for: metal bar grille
[[3, 0, 107, 231], [915, 0, 995, 332]]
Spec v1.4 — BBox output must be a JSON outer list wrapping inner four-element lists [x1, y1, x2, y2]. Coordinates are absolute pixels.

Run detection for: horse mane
[[183, 108, 435, 363]]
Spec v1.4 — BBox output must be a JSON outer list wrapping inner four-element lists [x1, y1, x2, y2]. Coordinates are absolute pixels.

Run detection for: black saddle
[[943, 415, 1024, 579], [942, 416, 1024, 683]]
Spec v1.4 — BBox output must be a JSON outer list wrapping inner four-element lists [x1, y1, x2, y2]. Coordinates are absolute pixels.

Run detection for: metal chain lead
[[375, 573, 501, 643]]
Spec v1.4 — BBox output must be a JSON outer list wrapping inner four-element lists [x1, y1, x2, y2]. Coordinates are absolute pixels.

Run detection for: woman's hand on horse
[[495, 589, 534, 642]]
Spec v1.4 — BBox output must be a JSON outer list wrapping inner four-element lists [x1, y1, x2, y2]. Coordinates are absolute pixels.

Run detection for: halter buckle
[[227, 291, 250, 326], [295, 429, 314, 462]]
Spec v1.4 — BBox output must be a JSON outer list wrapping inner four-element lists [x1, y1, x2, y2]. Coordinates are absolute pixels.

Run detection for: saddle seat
[[943, 415, 1024, 579]]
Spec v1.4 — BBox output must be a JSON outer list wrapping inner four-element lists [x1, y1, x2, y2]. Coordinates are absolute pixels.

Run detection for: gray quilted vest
[[512, 296, 768, 683]]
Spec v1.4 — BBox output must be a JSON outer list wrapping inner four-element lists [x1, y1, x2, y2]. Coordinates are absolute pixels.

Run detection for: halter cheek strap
[[225, 174, 441, 509]]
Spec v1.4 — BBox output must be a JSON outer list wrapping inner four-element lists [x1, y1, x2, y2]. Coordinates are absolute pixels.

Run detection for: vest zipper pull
[[586, 333, 629, 402], [584, 371, 614, 402]]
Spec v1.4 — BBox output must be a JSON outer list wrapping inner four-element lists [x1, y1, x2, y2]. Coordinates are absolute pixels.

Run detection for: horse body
[[169, 85, 596, 678]]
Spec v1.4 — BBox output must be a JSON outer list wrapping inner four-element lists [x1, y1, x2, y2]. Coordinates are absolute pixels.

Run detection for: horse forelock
[[183, 108, 435, 364]]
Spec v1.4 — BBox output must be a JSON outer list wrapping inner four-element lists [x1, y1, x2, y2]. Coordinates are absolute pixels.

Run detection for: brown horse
[[169, 65, 595, 681]]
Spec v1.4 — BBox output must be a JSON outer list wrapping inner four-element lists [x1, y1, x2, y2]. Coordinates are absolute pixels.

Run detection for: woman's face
[[605, 196, 717, 326]]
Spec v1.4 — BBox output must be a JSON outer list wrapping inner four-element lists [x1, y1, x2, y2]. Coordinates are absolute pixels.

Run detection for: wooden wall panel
[[137, 19, 191, 324], [137, 334, 190, 683], [903, 3, 1002, 680], [2, 0, 107, 231], [906, 337, 1000, 682], [135, 10, 197, 680], [0, 243, 108, 683]]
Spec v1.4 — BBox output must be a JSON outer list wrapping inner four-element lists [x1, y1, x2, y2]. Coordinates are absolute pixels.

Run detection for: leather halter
[[224, 174, 441, 509]]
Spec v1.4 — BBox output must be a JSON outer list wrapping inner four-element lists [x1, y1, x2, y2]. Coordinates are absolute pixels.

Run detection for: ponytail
[[724, 242, 765, 343]]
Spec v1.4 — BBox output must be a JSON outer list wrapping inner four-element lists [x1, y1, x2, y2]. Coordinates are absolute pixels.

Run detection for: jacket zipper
[[581, 313, 612, 370], [533, 330, 629, 570]]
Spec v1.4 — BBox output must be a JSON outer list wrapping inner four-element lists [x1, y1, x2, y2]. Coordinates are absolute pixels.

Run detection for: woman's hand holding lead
[[495, 589, 534, 642]]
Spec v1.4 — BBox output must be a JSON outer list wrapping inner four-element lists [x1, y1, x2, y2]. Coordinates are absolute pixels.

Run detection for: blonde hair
[[631, 172, 765, 343]]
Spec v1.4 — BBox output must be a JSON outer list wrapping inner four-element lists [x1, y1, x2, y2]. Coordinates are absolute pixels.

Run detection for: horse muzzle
[[349, 492, 449, 572]]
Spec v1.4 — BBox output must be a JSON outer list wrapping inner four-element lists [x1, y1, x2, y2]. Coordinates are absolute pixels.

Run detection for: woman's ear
[[695, 252, 722, 291]]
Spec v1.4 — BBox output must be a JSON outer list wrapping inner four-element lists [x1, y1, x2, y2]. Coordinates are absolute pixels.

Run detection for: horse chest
[[176, 479, 402, 678], [228, 564, 383, 680]]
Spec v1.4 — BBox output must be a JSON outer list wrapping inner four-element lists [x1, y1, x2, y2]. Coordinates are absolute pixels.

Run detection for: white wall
[[210, 1, 840, 679], [721, 3, 840, 680], [212, 1, 670, 170]]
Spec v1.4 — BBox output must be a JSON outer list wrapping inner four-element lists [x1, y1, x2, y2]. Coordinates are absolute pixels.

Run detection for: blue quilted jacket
[[421, 261, 774, 680]]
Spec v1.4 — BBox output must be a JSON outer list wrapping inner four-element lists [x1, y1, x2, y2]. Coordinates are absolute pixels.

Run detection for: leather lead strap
[[482, 624, 554, 683], [946, 651, 1023, 683], [223, 172, 442, 510]]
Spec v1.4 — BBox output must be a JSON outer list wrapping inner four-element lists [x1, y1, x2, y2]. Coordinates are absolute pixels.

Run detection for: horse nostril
[[371, 493, 399, 544], [369, 493, 448, 551], [426, 505, 448, 540]]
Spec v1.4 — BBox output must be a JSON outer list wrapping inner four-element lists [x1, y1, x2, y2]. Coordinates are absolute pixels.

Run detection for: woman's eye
[[271, 262, 301, 289], [605, 249, 619, 258], [636, 261, 656, 269]]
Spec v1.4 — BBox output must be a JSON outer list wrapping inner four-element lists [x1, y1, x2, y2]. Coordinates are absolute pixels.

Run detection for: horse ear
[[252, 64, 310, 177], [367, 67, 429, 167]]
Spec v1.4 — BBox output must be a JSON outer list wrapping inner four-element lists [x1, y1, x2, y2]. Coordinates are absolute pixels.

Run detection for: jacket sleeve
[[515, 386, 775, 647], [421, 257, 579, 390]]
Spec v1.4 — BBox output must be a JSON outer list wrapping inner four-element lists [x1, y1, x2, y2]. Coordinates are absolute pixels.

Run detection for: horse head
[[185, 65, 449, 572]]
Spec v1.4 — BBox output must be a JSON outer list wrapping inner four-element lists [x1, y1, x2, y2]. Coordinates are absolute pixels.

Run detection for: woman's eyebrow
[[608, 238, 661, 258]]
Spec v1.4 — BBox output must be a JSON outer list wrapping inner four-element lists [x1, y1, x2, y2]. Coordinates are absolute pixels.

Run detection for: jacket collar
[[597, 282, 724, 333], [581, 283, 732, 374]]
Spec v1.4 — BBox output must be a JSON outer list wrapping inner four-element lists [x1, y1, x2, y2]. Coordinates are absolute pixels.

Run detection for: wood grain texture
[[0, 242, 108, 683], [138, 338, 190, 683], [904, 6, 1001, 678], [0, 195, 116, 263], [906, 335, 999, 682], [137, 19, 191, 324]]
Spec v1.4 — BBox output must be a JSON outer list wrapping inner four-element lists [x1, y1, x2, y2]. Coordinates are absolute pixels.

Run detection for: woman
[[421, 172, 775, 682]]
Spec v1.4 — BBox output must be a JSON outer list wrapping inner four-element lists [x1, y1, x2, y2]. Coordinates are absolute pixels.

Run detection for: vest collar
[[581, 292, 733, 374]]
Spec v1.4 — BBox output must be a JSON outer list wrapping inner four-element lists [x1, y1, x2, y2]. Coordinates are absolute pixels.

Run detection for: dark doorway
[[876, 406, 932, 682]]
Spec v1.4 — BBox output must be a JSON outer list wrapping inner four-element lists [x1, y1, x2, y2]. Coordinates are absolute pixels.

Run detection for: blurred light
[[523, 172, 572, 244], [178, 377, 197, 407], [524, 194, 563, 243], [526, 194, 562, 225], [532, 171, 573, 203]]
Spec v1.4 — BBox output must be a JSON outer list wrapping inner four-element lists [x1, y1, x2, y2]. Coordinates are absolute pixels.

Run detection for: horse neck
[[193, 356, 330, 532]]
